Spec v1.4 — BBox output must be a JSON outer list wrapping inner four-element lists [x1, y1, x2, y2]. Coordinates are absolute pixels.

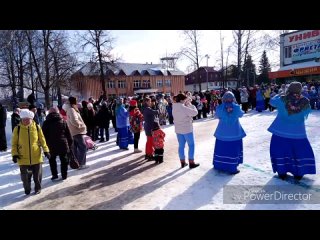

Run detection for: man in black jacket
[[0, 104, 7, 151], [42, 107, 73, 180]]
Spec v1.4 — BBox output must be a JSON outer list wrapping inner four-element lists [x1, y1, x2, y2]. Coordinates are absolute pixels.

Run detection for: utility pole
[[205, 54, 210, 67]]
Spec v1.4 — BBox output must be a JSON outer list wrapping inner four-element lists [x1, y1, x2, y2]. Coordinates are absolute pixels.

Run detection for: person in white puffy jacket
[[172, 93, 200, 169]]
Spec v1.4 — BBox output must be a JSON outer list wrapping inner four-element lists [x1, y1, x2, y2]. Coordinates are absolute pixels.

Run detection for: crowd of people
[[5, 80, 319, 195]]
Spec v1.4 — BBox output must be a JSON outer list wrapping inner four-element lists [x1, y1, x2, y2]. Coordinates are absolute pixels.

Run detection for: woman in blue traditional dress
[[255, 86, 265, 112], [213, 91, 246, 174], [268, 81, 315, 181], [116, 98, 133, 150]]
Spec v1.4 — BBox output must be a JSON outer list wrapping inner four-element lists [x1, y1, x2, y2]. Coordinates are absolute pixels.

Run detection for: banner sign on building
[[292, 39, 320, 61]]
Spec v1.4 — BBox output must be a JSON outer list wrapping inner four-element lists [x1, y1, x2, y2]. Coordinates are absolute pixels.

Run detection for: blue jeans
[[176, 132, 195, 160]]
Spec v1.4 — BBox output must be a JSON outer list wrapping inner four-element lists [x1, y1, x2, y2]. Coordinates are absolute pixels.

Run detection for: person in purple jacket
[[268, 81, 315, 181], [213, 91, 246, 174]]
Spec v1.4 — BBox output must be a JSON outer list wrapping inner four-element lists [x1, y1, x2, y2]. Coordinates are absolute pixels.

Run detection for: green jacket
[[11, 121, 49, 166]]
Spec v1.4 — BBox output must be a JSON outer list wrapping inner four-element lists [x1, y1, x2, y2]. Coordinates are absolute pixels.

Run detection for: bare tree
[[263, 30, 290, 50], [0, 30, 19, 105], [26, 30, 76, 108], [233, 30, 260, 87], [12, 30, 29, 101], [48, 31, 77, 106], [262, 30, 291, 70], [80, 30, 115, 96], [179, 30, 202, 91]]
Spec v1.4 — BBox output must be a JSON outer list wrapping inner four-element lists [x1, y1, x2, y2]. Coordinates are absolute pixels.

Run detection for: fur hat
[[222, 91, 235, 103], [20, 109, 35, 119], [287, 82, 302, 94]]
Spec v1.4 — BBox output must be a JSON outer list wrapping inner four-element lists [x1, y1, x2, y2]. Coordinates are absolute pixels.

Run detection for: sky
[[73, 30, 282, 74], [2, 109, 320, 209]]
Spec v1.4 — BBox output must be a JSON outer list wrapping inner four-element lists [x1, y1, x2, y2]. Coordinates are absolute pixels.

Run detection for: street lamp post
[[205, 54, 210, 90]]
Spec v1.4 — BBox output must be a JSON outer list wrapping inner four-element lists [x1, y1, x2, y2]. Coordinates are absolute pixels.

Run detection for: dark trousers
[[73, 134, 87, 166], [168, 116, 174, 124], [241, 102, 249, 113], [264, 98, 270, 110], [112, 117, 117, 131], [202, 109, 207, 118], [134, 132, 140, 149], [0, 127, 7, 150], [99, 127, 110, 141], [49, 154, 69, 179], [87, 126, 96, 141], [116, 131, 119, 146], [154, 148, 164, 163], [20, 164, 42, 193], [197, 110, 202, 119]]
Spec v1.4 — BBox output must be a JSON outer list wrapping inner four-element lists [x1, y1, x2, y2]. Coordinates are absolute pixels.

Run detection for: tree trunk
[[18, 52, 24, 102], [57, 86, 62, 106], [44, 88, 50, 109]]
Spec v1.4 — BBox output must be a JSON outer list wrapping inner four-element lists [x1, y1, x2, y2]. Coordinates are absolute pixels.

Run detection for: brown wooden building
[[185, 67, 238, 92], [71, 61, 185, 100]]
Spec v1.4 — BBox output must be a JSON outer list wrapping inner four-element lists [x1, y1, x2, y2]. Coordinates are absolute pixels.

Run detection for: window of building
[[165, 79, 171, 87], [133, 80, 141, 88], [143, 80, 150, 88], [107, 81, 115, 89], [193, 84, 197, 91], [209, 82, 214, 86], [156, 80, 163, 87], [118, 80, 126, 89], [285, 46, 292, 58]]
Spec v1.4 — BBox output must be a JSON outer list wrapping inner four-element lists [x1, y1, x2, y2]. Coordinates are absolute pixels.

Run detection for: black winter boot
[[189, 160, 200, 169], [180, 160, 188, 168], [278, 173, 287, 180]]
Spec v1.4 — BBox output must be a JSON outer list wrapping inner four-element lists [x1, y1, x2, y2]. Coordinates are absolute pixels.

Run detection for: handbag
[[68, 150, 80, 169]]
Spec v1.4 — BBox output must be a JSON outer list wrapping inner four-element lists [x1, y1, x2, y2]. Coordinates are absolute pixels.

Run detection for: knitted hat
[[287, 82, 302, 94], [20, 109, 35, 119], [222, 91, 235, 103], [129, 100, 137, 106]]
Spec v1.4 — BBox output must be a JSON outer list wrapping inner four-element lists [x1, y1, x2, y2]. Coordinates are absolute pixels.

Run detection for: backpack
[[16, 124, 41, 156]]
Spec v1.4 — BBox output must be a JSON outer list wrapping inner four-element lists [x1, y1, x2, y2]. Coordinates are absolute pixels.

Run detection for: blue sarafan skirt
[[256, 99, 265, 112], [270, 134, 316, 176], [213, 139, 243, 173], [118, 126, 134, 149]]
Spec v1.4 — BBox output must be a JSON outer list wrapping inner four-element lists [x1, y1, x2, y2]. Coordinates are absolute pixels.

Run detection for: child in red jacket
[[152, 121, 166, 164]]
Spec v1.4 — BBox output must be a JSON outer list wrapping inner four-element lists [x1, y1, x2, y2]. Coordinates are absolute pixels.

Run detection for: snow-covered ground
[[1, 109, 320, 210]]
